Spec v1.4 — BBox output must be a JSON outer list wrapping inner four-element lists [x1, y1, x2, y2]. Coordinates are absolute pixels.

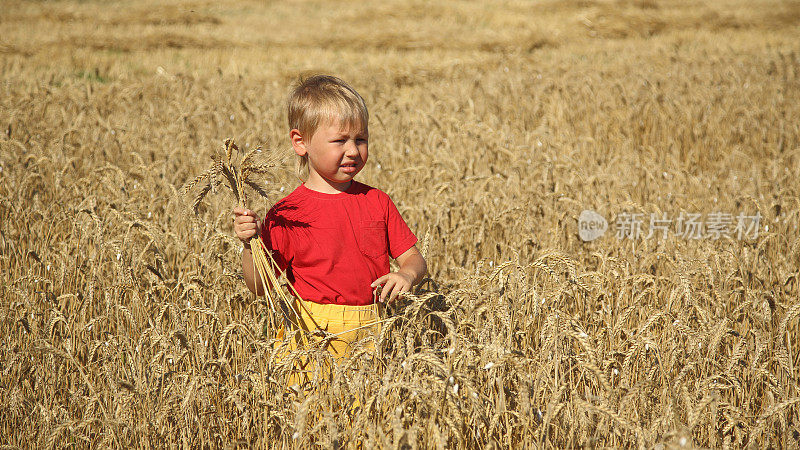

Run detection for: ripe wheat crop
[[1, 0, 799, 447]]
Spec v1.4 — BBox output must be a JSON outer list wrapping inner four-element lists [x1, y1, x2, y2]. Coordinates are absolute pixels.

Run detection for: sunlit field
[[2, 0, 799, 447]]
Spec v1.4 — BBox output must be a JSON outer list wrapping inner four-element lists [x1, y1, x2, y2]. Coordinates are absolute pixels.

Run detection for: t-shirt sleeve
[[260, 204, 292, 273], [385, 195, 418, 259]]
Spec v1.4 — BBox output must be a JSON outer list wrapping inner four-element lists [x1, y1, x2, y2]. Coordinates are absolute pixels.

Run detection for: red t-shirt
[[260, 181, 418, 306]]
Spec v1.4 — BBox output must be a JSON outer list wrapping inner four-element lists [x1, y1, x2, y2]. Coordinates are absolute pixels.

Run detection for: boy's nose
[[344, 141, 359, 156]]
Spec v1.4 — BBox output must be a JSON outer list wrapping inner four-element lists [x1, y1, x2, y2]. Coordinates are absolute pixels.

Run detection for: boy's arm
[[235, 207, 276, 296], [396, 245, 427, 286], [371, 245, 427, 303], [242, 247, 274, 296]]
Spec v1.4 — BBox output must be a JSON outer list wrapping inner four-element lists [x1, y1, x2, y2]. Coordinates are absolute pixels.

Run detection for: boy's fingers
[[234, 223, 251, 232], [370, 275, 388, 288], [378, 280, 390, 302], [235, 215, 256, 225], [382, 279, 400, 302], [233, 208, 255, 217], [235, 222, 257, 233], [238, 230, 257, 241], [389, 283, 408, 302]]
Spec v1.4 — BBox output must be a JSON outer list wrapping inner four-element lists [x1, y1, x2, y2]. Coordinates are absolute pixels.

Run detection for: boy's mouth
[[340, 162, 358, 173]]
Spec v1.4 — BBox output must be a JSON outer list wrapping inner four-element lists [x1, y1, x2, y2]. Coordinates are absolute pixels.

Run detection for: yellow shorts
[[277, 298, 382, 389]]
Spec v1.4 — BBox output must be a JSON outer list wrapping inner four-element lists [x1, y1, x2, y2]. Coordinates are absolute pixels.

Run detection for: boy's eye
[[332, 138, 366, 144]]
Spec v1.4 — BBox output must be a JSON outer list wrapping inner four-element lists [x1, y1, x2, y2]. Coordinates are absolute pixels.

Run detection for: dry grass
[[1, 0, 799, 447]]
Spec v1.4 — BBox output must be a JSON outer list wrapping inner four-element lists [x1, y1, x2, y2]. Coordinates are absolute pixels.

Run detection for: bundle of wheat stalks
[[181, 139, 310, 339]]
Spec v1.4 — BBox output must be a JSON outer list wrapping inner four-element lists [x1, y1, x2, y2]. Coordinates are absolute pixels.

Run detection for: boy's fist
[[233, 207, 260, 247]]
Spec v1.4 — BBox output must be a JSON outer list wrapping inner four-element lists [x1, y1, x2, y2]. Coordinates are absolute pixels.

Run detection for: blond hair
[[287, 75, 369, 181]]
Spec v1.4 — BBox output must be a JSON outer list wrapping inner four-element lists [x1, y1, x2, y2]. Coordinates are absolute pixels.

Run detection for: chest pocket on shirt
[[358, 220, 387, 258]]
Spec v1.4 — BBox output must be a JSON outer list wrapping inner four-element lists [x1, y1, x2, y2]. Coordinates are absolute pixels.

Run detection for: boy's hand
[[371, 271, 414, 303], [372, 245, 427, 303], [233, 207, 260, 247]]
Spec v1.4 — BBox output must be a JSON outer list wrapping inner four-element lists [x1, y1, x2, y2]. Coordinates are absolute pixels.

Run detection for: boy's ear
[[290, 129, 307, 157]]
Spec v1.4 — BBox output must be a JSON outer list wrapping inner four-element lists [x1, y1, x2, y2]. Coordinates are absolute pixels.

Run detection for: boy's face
[[292, 119, 369, 194]]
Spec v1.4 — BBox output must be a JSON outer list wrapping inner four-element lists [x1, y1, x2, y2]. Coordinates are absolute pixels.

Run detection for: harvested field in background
[[1, 0, 799, 447]]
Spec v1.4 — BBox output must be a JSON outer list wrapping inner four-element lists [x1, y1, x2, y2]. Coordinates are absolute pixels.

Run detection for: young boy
[[233, 75, 427, 364]]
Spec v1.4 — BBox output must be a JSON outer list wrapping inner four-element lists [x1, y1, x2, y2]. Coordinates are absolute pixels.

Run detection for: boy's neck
[[303, 175, 353, 194]]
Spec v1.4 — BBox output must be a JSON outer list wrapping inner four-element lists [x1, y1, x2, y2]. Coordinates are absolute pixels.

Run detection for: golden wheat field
[[2, 0, 800, 447]]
